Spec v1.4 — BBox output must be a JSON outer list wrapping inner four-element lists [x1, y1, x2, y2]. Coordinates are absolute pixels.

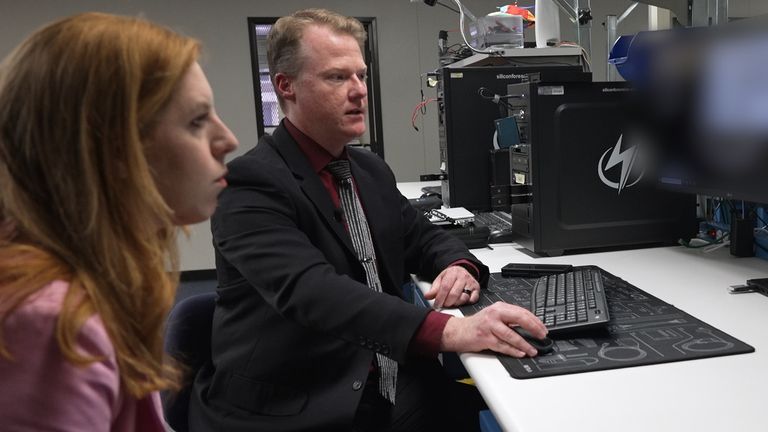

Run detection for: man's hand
[[423, 265, 480, 309], [439, 303, 548, 357]]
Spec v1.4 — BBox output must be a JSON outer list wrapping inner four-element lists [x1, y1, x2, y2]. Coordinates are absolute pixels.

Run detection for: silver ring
[[462, 288, 473, 296]]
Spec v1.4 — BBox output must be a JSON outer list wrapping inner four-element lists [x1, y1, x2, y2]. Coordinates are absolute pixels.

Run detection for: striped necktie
[[326, 159, 398, 404]]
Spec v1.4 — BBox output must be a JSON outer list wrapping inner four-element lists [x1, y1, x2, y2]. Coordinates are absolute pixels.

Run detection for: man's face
[[278, 25, 368, 155]]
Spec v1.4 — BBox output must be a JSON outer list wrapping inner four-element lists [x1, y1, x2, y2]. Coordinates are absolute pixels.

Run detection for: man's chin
[[344, 126, 367, 141]]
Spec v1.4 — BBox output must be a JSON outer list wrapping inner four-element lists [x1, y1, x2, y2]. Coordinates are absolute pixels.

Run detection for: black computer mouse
[[487, 230, 517, 244], [513, 327, 555, 355]]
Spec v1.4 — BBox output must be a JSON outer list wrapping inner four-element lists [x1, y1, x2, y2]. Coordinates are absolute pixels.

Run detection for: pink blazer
[[0, 280, 165, 431]]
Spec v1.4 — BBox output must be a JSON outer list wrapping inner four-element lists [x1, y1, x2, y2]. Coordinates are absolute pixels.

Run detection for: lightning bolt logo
[[597, 135, 644, 194]]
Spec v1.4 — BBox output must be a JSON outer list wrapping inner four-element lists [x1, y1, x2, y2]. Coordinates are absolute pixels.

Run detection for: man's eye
[[358, 73, 368, 81]]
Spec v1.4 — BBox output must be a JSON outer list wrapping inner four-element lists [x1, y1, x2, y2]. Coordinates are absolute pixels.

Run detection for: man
[[189, 8, 546, 432]]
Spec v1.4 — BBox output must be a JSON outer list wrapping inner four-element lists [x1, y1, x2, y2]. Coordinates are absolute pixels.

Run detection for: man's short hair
[[267, 9, 367, 110]]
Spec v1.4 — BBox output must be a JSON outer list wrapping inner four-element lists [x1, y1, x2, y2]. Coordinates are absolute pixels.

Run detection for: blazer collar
[[269, 123, 356, 256]]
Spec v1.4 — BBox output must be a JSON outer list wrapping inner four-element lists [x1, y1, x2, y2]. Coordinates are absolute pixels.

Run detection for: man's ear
[[274, 73, 296, 103]]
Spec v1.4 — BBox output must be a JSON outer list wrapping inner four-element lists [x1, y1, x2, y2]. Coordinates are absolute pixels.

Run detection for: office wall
[[0, 0, 503, 270], [730, 0, 768, 16], [4, 1, 754, 270]]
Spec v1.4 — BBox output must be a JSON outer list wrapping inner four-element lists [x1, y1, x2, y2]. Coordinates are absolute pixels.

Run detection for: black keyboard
[[531, 267, 610, 335], [472, 211, 513, 233]]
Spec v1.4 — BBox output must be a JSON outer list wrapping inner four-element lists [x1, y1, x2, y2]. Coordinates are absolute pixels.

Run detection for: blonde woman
[[0, 12, 237, 430]]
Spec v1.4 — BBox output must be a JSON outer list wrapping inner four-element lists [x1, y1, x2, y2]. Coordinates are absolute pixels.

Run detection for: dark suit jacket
[[189, 123, 488, 431]]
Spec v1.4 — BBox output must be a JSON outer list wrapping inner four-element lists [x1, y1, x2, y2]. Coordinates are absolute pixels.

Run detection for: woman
[[0, 12, 238, 430]]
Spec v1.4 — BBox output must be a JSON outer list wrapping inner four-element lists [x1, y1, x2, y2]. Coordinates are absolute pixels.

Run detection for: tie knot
[[326, 160, 352, 181]]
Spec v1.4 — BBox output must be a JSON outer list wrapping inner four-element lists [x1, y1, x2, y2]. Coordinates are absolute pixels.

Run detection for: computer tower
[[437, 64, 583, 211], [506, 79, 697, 256]]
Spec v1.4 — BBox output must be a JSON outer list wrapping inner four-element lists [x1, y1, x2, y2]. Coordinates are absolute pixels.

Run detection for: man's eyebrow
[[322, 66, 368, 74]]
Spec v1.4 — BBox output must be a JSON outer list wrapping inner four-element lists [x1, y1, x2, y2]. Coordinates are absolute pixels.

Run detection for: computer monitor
[[628, 18, 768, 204]]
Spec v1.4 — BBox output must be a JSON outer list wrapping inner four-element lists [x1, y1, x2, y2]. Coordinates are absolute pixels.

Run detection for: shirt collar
[[283, 118, 348, 174]]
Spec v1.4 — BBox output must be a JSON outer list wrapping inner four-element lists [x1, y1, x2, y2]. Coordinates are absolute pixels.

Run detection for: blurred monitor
[[628, 16, 768, 204]]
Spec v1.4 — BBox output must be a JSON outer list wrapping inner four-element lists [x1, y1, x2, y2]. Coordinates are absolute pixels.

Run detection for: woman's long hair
[[0, 12, 200, 397]]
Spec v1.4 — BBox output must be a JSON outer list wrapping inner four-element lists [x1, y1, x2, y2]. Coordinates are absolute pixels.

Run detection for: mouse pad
[[459, 266, 755, 379]]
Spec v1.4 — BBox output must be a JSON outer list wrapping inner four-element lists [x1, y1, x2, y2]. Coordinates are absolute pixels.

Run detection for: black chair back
[[162, 292, 217, 432]]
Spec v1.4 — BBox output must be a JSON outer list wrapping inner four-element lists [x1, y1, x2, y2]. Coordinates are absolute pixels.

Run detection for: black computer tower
[[506, 79, 697, 256], [437, 65, 582, 211]]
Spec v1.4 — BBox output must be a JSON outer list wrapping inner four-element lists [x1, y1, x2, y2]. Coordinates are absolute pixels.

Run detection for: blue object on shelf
[[495, 116, 521, 149], [608, 31, 657, 84], [479, 409, 502, 432], [608, 34, 635, 80]]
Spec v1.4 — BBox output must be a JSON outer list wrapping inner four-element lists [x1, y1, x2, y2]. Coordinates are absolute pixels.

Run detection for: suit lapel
[[269, 126, 356, 256]]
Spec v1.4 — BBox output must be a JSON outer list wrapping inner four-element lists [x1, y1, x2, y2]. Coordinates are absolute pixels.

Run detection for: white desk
[[399, 181, 440, 199], [398, 182, 768, 432]]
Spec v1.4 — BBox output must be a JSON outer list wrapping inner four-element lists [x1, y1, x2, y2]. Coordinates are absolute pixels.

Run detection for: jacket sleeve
[[211, 158, 429, 363], [396, 188, 489, 287], [349, 149, 488, 287]]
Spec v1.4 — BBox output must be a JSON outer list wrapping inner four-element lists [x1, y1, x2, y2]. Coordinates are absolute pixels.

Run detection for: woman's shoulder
[[0, 280, 126, 429], [7, 280, 113, 357]]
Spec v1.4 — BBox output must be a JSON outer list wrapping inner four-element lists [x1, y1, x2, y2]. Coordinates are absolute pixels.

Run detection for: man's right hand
[[439, 303, 548, 358]]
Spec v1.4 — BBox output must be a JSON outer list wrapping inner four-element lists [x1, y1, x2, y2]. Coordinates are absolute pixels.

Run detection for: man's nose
[[349, 75, 367, 99]]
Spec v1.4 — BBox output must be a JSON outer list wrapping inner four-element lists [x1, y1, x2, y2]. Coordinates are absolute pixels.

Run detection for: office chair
[[163, 292, 217, 432], [479, 410, 502, 432]]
